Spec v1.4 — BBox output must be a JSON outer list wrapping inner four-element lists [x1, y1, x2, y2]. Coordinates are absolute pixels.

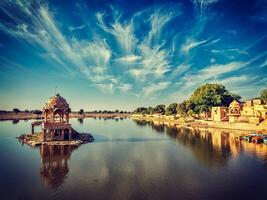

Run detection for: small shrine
[[42, 94, 73, 141], [18, 94, 94, 146]]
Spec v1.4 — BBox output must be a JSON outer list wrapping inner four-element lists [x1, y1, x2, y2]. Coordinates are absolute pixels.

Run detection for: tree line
[[133, 83, 267, 117], [0, 109, 131, 115], [77, 109, 131, 115], [0, 109, 43, 115]]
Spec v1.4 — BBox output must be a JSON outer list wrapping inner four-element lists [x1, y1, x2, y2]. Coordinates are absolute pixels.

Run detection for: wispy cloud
[[147, 6, 180, 44], [116, 55, 141, 63], [0, 0, 266, 103], [68, 24, 86, 32], [260, 59, 267, 68], [211, 48, 249, 56], [181, 38, 207, 54], [142, 81, 170, 98], [96, 10, 137, 54], [118, 83, 133, 93]]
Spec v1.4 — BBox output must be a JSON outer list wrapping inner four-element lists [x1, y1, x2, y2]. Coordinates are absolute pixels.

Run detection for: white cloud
[[199, 62, 243, 76], [142, 81, 170, 97], [210, 58, 216, 63], [174, 61, 247, 94], [181, 38, 207, 54], [128, 43, 171, 81], [68, 24, 86, 32], [0, 3, 115, 88], [211, 48, 249, 56], [95, 83, 114, 93], [171, 63, 191, 78], [193, 0, 219, 5], [1, 0, 264, 102], [260, 59, 267, 68], [147, 7, 179, 44], [216, 75, 250, 86], [118, 83, 133, 93], [117, 55, 141, 62], [96, 10, 137, 54]]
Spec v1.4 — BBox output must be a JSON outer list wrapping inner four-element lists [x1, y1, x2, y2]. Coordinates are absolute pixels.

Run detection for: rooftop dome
[[43, 94, 70, 111], [229, 100, 242, 108]]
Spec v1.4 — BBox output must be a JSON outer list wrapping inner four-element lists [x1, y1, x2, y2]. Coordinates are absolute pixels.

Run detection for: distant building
[[241, 99, 267, 124], [228, 100, 243, 123], [211, 107, 229, 122], [211, 99, 267, 124]]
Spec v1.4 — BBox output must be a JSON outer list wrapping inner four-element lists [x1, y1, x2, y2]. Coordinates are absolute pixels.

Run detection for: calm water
[[0, 118, 267, 200]]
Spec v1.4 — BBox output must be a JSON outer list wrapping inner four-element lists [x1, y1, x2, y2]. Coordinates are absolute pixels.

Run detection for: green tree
[[153, 105, 166, 115], [32, 110, 42, 115], [13, 108, 20, 113], [134, 107, 148, 114], [189, 83, 240, 114], [177, 100, 195, 117], [147, 107, 153, 115], [166, 103, 178, 115], [79, 109, 84, 115], [260, 88, 267, 103]]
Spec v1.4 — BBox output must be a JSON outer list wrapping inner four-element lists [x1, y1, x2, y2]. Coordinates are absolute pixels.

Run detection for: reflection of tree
[[39, 145, 77, 188], [133, 120, 231, 167], [133, 119, 148, 127], [12, 119, 19, 124], [151, 123, 165, 134], [167, 127, 231, 167], [77, 118, 83, 124]]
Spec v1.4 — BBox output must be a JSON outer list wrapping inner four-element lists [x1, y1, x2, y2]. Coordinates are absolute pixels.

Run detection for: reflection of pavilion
[[39, 145, 77, 188]]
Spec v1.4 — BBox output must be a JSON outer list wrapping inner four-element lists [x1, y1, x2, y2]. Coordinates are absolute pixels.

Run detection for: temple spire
[[55, 86, 58, 95]]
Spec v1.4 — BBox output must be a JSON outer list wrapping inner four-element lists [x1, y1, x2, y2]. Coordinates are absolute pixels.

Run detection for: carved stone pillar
[[51, 129, 54, 141], [68, 129, 72, 140], [45, 112, 47, 123], [66, 113, 69, 124], [61, 129, 64, 140], [42, 129, 46, 142]]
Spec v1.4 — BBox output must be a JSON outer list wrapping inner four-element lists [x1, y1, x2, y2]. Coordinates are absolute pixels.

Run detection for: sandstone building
[[212, 99, 267, 124]]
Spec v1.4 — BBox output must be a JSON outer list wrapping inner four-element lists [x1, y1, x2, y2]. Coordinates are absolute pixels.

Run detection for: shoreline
[[17, 132, 94, 147], [131, 114, 267, 132], [1, 112, 266, 132], [0, 112, 130, 120]]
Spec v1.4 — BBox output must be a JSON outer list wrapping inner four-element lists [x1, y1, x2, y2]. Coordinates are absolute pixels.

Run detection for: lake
[[0, 118, 267, 200]]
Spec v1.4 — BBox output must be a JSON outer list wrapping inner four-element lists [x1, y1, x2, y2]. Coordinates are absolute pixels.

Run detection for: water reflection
[[12, 119, 20, 124], [134, 120, 267, 165], [77, 118, 84, 124], [39, 145, 77, 188]]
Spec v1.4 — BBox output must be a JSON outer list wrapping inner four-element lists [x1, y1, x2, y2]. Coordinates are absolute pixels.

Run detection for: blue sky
[[0, 0, 266, 111]]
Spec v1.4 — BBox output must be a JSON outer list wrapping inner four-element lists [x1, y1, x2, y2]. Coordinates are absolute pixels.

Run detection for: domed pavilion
[[40, 94, 74, 141]]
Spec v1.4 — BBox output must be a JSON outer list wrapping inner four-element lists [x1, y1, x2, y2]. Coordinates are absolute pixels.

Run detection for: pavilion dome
[[43, 94, 70, 112]]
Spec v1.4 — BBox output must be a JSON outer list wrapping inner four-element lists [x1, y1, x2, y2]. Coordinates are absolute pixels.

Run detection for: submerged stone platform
[[17, 132, 94, 147]]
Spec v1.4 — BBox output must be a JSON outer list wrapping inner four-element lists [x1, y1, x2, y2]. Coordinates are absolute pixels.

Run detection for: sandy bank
[[131, 114, 267, 132]]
